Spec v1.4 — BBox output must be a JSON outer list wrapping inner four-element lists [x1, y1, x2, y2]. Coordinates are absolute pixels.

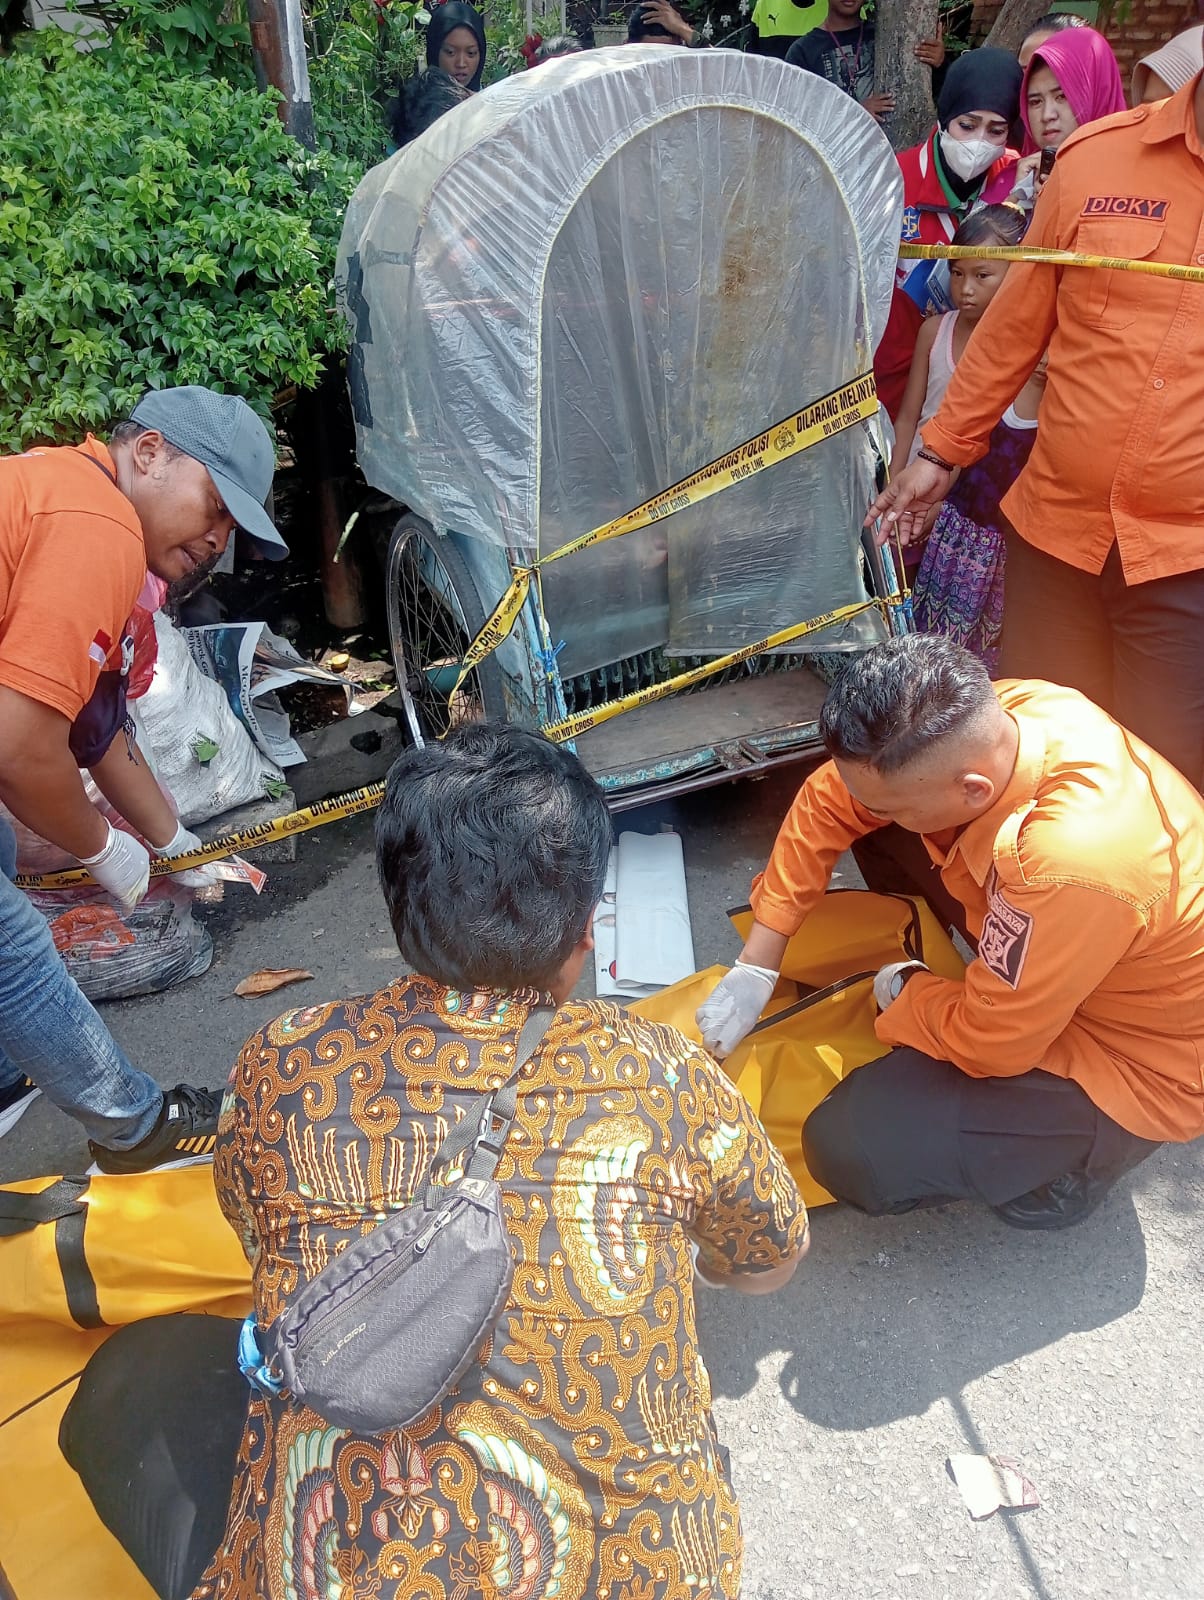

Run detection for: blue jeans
[[0, 819, 162, 1147]]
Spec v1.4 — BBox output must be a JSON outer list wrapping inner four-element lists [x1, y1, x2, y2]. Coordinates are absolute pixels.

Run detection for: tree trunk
[[248, 0, 317, 150], [983, 0, 1052, 55], [874, 0, 940, 151]]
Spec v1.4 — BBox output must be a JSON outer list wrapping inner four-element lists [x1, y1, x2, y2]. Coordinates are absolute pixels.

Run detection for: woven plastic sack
[[137, 612, 284, 827]]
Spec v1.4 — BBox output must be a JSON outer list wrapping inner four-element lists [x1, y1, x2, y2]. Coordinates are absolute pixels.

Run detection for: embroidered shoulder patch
[[978, 881, 1034, 989]]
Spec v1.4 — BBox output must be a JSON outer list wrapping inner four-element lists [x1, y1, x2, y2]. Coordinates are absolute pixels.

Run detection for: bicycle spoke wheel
[[386, 517, 501, 744]]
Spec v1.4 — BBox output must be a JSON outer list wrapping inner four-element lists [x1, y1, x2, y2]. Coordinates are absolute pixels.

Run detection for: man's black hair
[[376, 721, 612, 991], [819, 636, 997, 774], [108, 420, 181, 458], [386, 67, 470, 149], [627, 4, 680, 41]]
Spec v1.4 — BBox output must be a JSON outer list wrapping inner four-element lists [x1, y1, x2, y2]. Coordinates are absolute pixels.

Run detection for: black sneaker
[[0, 1077, 41, 1139], [88, 1084, 221, 1175]]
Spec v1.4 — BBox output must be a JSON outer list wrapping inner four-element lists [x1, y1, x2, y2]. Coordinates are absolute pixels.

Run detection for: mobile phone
[[1038, 147, 1056, 180]]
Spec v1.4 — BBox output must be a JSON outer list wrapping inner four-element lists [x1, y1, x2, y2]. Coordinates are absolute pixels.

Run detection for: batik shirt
[[193, 976, 807, 1600]]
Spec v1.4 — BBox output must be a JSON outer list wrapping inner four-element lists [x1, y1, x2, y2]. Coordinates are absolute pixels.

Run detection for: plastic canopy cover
[[338, 47, 903, 670]]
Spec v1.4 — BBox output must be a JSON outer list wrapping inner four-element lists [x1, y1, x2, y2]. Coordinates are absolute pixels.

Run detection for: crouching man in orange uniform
[[698, 635, 1204, 1229]]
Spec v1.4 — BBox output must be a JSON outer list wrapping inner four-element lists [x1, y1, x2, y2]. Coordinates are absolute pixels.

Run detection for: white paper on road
[[947, 1454, 1041, 1520], [594, 830, 695, 999]]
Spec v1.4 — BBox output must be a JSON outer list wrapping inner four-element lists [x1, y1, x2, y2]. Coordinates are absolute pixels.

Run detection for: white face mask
[[939, 129, 1002, 182]]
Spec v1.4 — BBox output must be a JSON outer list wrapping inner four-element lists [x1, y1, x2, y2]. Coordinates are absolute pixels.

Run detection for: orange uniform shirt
[[0, 438, 147, 722], [750, 681, 1204, 1143], [922, 77, 1204, 586]]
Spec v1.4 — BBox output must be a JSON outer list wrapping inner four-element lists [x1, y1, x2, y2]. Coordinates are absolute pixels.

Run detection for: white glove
[[696, 960, 778, 1059], [873, 960, 928, 1011], [81, 822, 151, 912], [153, 821, 225, 892]]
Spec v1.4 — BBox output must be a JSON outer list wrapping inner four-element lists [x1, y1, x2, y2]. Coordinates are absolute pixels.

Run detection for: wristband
[[917, 447, 956, 472]]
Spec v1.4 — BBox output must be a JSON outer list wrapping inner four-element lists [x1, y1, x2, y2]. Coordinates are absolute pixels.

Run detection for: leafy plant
[[63, 0, 256, 80], [480, 0, 586, 79], [307, 0, 429, 166], [0, 31, 359, 450]]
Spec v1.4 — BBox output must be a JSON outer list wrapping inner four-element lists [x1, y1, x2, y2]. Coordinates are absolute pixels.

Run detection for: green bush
[[308, 0, 427, 167], [0, 32, 358, 450]]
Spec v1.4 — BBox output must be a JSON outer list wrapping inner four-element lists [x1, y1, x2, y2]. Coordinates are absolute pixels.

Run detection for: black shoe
[[0, 1077, 41, 1139], [88, 1084, 221, 1175], [993, 1172, 1108, 1232]]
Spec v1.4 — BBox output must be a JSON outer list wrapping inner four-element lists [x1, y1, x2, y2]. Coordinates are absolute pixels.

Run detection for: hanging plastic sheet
[[338, 49, 902, 676]]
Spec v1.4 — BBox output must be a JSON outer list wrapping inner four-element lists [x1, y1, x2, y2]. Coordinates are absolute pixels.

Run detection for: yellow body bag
[[0, 1165, 251, 1599], [633, 891, 963, 1207]]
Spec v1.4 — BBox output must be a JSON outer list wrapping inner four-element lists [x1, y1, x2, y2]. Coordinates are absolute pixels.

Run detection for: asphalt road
[[4, 766, 1201, 1600]]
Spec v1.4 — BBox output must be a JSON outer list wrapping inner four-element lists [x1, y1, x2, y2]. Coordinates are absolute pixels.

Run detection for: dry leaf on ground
[[234, 967, 314, 997]]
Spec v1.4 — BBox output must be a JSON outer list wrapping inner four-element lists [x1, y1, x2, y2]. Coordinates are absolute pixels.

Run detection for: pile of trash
[[10, 608, 348, 1001]]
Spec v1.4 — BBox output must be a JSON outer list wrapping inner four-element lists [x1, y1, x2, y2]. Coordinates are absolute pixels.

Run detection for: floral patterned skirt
[[912, 504, 1007, 674]]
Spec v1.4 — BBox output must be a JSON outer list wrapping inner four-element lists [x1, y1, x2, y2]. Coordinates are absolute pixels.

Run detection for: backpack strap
[[429, 1003, 556, 1191]]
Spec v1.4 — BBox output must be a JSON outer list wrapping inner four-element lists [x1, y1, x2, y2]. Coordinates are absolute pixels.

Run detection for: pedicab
[[337, 45, 906, 804]]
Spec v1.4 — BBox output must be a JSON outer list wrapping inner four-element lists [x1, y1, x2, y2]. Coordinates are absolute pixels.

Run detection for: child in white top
[[889, 204, 1027, 473]]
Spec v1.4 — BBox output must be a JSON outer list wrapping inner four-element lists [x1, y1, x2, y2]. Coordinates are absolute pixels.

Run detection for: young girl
[[890, 205, 1025, 474], [907, 213, 1046, 671]]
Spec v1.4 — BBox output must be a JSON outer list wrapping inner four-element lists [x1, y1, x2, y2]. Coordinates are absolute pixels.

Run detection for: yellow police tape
[[16, 599, 885, 891], [454, 371, 881, 688], [14, 783, 387, 893], [898, 242, 1204, 285], [542, 599, 881, 743], [18, 377, 891, 894]]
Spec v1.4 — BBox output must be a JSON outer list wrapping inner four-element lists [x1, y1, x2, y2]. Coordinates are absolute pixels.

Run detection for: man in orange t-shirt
[[697, 635, 1204, 1230], [0, 387, 286, 1173], [868, 72, 1204, 788]]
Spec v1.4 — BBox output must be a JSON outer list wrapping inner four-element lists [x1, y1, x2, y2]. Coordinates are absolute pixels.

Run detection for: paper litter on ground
[[947, 1453, 1041, 1520], [594, 830, 695, 999], [180, 622, 356, 768]]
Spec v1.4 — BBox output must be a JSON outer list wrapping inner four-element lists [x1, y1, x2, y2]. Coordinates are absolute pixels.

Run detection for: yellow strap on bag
[[631, 891, 964, 1208], [0, 1166, 251, 1600]]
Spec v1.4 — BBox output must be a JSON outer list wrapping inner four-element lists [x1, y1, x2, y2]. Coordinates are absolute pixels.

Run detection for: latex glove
[[696, 960, 778, 1059], [81, 822, 151, 912], [873, 960, 928, 1011], [153, 821, 225, 892]]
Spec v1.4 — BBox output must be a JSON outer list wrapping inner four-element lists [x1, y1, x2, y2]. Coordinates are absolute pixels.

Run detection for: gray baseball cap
[[130, 386, 288, 561]]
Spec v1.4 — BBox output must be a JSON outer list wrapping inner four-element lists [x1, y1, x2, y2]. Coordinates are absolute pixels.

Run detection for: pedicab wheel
[[385, 513, 507, 746]]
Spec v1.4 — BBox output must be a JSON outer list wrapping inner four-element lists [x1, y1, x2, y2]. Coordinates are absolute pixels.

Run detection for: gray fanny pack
[[257, 1004, 554, 1435]]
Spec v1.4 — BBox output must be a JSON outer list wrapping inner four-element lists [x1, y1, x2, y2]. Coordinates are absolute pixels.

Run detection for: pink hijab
[[1021, 26, 1126, 151]]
